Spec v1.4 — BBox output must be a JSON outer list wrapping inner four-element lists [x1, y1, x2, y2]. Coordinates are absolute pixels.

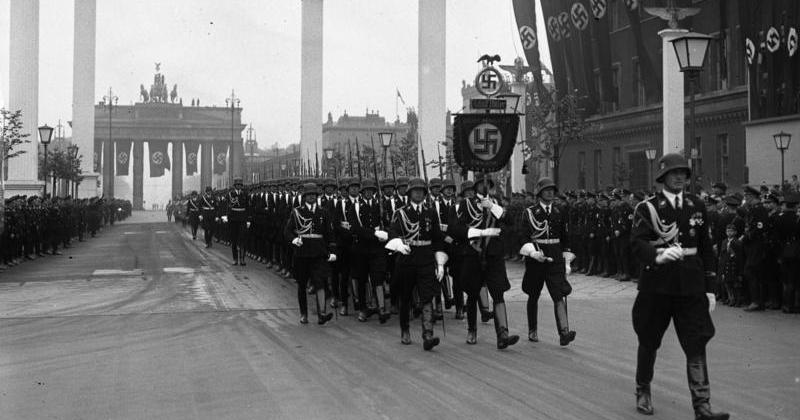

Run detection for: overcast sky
[[1, 0, 550, 149]]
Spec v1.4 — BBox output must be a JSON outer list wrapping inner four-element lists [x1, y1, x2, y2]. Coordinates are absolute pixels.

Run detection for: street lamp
[[671, 32, 711, 194], [225, 89, 240, 187], [645, 148, 658, 192], [38, 124, 54, 197], [378, 132, 393, 178], [773, 131, 792, 187]]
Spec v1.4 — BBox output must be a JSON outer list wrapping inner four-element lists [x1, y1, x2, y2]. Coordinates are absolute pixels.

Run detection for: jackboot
[[526, 297, 538, 342], [688, 353, 729, 420], [493, 302, 519, 349], [554, 298, 576, 346], [466, 329, 477, 345], [317, 290, 332, 325], [635, 383, 654, 415], [376, 285, 390, 324], [401, 329, 411, 345], [421, 303, 440, 351]]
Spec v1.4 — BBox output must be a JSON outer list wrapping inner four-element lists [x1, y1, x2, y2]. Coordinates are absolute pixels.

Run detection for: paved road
[[1, 211, 797, 420]]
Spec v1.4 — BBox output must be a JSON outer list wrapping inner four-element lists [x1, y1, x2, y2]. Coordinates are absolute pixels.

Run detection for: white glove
[[707, 293, 716, 313], [562, 251, 576, 264], [435, 251, 449, 266], [340, 221, 351, 230], [655, 246, 683, 265], [482, 227, 501, 237], [374, 230, 389, 242], [530, 250, 548, 263], [480, 198, 493, 209], [489, 203, 505, 219], [327, 253, 337, 262], [565, 261, 572, 275], [519, 243, 536, 257], [221, 215, 228, 223], [215, 217, 220, 222], [436, 264, 445, 281], [246, 221, 251, 228], [292, 237, 303, 247], [385, 238, 411, 255], [199, 215, 203, 221]]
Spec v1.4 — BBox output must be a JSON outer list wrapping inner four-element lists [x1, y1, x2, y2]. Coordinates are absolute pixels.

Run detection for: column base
[[76, 173, 101, 199], [2, 180, 45, 198]]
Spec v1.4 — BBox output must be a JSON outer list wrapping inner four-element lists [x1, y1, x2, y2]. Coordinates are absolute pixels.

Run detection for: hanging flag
[[626, 4, 661, 103], [590, 0, 614, 103], [541, 0, 569, 95], [396, 88, 406, 105], [213, 142, 228, 174], [185, 141, 200, 175], [512, 0, 546, 99], [94, 139, 102, 172], [115, 139, 131, 176], [148, 141, 171, 177]]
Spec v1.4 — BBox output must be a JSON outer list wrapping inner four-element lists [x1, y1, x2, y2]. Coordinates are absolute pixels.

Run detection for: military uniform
[[200, 188, 217, 248], [227, 179, 252, 265]]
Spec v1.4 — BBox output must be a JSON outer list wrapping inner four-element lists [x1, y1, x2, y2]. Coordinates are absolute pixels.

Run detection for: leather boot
[[689, 353, 729, 420], [528, 330, 539, 342], [317, 290, 332, 325], [526, 298, 538, 342], [493, 302, 519, 349], [466, 329, 477, 345], [635, 383, 654, 415], [421, 303, 440, 351], [554, 299, 576, 346], [376, 285, 390, 324], [479, 287, 494, 322], [401, 329, 411, 345]]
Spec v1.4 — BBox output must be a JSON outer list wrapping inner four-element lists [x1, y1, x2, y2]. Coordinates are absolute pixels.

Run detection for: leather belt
[[407, 240, 432, 246], [231, 208, 246, 211], [534, 238, 560, 244], [299, 233, 323, 239], [202, 207, 214, 210]]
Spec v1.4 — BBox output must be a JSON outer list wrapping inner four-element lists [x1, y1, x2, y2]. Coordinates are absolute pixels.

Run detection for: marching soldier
[[333, 177, 361, 315], [284, 182, 337, 325], [775, 193, 800, 313], [385, 178, 446, 350], [352, 179, 391, 323], [187, 191, 201, 240], [519, 178, 576, 346], [227, 178, 251, 266], [449, 173, 519, 349], [200, 187, 217, 248], [630, 153, 728, 420]]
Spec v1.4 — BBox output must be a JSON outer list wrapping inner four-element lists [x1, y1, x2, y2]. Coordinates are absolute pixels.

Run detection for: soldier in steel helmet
[[227, 177, 252, 266], [630, 153, 728, 420], [519, 177, 576, 346]]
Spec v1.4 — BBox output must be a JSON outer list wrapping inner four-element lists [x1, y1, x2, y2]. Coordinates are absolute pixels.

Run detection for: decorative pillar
[[200, 142, 212, 189], [300, 0, 324, 165], [72, 0, 99, 198], [171, 141, 183, 198], [417, 0, 446, 175], [659, 28, 688, 155], [6, 0, 43, 196], [133, 140, 143, 210]]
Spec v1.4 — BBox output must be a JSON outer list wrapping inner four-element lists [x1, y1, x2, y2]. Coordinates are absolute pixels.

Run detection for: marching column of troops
[[1, 195, 132, 271], [172, 153, 800, 420]]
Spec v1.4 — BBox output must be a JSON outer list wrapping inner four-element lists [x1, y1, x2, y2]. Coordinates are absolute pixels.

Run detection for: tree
[[1, 109, 33, 236], [38, 143, 83, 197], [526, 89, 593, 187], [391, 109, 419, 177]]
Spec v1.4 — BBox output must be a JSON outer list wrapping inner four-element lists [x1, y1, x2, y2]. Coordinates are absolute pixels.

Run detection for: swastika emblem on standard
[[547, 16, 562, 42], [474, 67, 504, 97], [571, 2, 589, 31], [590, 0, 607, 19], [187, 152, 197, 165], [216, 153, 226, 165], [519, 25, 537, 50], [117, 151, 129, 164], [558, 12, 571, 39], [152, 151, 164, 165], [766, 27, 780, 53], [788, 28, 798, 57], [468, 123, 502, 161]]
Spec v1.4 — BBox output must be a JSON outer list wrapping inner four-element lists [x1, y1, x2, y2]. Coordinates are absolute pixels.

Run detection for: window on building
[[632, 57, 645, 107], [593, 149, 603, 190], [611, 64, 621, 111], [733, 26, 746, 87], [703, 31, 728, 93], [578, 151, 587, 189], [613, 146, 621, 183], [716, 133, 729, 183]]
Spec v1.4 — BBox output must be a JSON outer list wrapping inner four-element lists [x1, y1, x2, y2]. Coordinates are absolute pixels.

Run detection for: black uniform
[[200, 193, 217, 247], [227, 188, 251, 264]]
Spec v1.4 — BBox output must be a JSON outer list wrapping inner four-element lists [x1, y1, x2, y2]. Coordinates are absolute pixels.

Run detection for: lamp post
[[645, 148, 658, 192], [773, 131, 792, 187], [225, 90, 240, 187], [378, 132, 393, 178], [670, 32, 711, 194], [38, 124, 54, 197]]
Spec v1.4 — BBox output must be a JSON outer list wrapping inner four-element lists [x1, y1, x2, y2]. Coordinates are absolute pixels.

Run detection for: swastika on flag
[[590, 0, 607, 19], [547, 16, 562, 42], [519, 25, 537, 50], [788, 27, 798, 57], [745, 38, 755, 65], [766, 27, 780, 53], [571, 2, 589, 31], [468, 123, 502, 161], [558, 12, 571, 39], [152, 151, 164, 165]]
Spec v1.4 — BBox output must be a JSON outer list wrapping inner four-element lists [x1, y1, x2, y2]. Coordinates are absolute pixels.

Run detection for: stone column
[[133, 140, 143, 210], [103, 137, 114, 197], [171, 141, 183, 198], [72, 0, 99, 198], [417, 0, 446, 176], [200, 142, 212, 189], [659, 28, 688, 156], [6, 0, 43, 196], [301, 0, 324, 165]]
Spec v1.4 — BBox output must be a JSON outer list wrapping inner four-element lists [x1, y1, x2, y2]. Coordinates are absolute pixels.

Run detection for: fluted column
[[171, 141, 183, 198], [73, 0, 99, 198], [417, 0, 446, 176], [301, 0, 324, 166], [133, 140, 143, 209], [200, 142, 212, 190]]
